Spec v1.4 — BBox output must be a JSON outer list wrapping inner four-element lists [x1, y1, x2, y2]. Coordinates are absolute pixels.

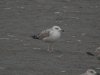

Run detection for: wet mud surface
[[0, 0, 100, 75]]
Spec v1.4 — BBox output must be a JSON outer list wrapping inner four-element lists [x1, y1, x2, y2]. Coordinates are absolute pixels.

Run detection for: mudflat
[[0, 0, 100, 75]]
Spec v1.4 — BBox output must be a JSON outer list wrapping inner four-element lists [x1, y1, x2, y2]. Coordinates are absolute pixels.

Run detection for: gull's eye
[[90, 71, 94, 73], [55, 28, 59, 30]]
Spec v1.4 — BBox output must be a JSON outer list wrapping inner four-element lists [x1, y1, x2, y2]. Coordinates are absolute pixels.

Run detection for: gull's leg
[[48, 44, 50, 51], [47, 43, 53, 52], [51, 44, 54, 52]]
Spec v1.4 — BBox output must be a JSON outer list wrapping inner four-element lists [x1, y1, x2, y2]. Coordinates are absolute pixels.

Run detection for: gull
[[32, 26, 64, 52], [81, 69, 99, 75]]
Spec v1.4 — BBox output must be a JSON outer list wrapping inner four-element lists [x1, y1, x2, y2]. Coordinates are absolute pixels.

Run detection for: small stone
[[8, 34, 16, 37], [71, 17, 80, 19], [20, 6, 25, 9], [61, 70, 66, 73], [72, 35, 76, 37], [77, 40, 81, 42], [54, 11, 61, 14]]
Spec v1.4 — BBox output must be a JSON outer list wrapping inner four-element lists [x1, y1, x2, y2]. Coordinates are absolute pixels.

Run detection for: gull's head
[[52, 26, 64, 32], [86, 69, 97, 75]]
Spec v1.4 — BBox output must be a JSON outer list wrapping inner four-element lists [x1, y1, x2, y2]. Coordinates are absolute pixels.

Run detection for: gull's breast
[[51, 31, 61, 39], [43, 31, 61, 42]]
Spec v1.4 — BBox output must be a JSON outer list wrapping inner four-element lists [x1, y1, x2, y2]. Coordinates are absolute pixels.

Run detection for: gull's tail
[[31, 35, 39, 39]]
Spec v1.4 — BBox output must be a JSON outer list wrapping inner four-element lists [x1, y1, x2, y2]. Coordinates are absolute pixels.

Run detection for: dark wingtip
[[31, 35, 39, 39], [86, 52, 95, 56]]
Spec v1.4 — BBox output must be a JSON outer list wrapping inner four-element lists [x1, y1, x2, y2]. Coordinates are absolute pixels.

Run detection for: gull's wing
[[38, 29, 50, 40]]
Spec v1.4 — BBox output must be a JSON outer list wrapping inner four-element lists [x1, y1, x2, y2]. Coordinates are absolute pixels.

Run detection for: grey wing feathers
[[38, 29, 50, 40]]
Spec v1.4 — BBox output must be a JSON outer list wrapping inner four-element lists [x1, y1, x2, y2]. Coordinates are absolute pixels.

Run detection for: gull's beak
[[61, 29, 64, 32]]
